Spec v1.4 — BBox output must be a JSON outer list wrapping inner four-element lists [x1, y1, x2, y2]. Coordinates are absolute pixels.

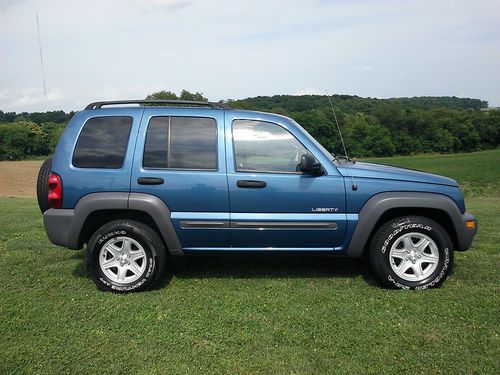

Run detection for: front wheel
[[86, 220, 167, 292], [369, 216, 454, 290]]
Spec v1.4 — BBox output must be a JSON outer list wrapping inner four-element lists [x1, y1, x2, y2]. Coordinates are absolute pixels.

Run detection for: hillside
[[228, 94, 498, 157], [1, 93, 498, 160]]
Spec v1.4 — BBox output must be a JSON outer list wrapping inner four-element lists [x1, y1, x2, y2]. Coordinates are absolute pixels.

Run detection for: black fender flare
[[43, 192, 183, 256], [344, 192, 476, 257], [128, 193, 183, 256]]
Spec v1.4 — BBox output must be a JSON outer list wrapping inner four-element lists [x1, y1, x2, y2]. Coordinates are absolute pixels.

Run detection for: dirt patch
[[0, 160, 43, 198]]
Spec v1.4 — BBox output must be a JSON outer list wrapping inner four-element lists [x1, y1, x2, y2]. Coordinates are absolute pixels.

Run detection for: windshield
[[290, 119, 335, 162]]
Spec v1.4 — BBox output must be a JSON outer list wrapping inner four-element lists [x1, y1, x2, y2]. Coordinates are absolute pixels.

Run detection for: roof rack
[[85, 100, 229, 110]]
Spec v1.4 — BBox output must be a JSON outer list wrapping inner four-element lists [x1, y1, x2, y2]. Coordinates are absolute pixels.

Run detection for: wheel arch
[[128, 193, 183, 256], [50, 192, 183, 256], [361, 207, 458, 257], [79, 209, 162, 249], [345, 192, 463, 258]]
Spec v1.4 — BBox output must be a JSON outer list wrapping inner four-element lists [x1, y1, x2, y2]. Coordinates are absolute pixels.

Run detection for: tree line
[[0, 91, 498, 160], [227, 95, 498, 157]]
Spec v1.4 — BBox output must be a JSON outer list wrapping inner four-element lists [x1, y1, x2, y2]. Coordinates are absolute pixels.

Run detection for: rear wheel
[[36, 157, 52, 213], [369, 216, 453, 290], [86, 220, 167, 292]]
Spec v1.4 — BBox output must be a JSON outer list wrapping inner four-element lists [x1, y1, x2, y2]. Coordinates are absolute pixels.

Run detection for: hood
[[336, 161, 459, 187]]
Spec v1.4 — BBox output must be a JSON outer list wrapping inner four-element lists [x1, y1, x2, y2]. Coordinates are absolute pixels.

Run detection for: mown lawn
[[367, 149, 500, 198], [1, 152, 499, 374]]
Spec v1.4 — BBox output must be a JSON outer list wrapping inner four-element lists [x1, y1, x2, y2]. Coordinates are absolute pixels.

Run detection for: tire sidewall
[[88, 224, 157, 292], [375, 217, 453, 290]]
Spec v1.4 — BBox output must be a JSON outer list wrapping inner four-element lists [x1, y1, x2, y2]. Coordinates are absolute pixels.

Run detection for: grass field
[[367, 149, 500, 198], [0, 151, 499, 374]]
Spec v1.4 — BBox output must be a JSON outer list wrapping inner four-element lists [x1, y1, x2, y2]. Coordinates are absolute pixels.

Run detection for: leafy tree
[[179, 90, 207, 101], [0, 123, 29, 159], [0, 121, 51, 160], [145, 90, 178, 100], [0, 111, 16, 122], [342, 113, 396, 157], [145, 89, 208, 102], [292, 110, 338, 153], [41, 122, 66, 152]]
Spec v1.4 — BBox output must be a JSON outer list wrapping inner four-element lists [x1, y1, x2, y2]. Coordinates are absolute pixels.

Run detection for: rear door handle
[[137, 177, 164, 185], [236, 180, 267, 188]]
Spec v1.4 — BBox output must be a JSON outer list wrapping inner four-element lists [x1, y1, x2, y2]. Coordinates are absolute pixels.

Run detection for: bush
[[0, 121, 51, 160]]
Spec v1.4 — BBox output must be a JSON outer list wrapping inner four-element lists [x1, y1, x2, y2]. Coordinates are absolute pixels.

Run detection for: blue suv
[[38, 100, 478, 292]]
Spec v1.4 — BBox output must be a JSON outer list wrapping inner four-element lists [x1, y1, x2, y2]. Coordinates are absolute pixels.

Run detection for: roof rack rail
[[85, 100, 229, 110]]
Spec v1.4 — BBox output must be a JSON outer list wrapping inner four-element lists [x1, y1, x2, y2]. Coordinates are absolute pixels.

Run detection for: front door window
[[233, 119, 309, 173]]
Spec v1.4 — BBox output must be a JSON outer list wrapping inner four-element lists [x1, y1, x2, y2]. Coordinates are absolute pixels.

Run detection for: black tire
[[36, 157, 52, 213], [369, 216, 454, 290], [86, 220, 167, 292]]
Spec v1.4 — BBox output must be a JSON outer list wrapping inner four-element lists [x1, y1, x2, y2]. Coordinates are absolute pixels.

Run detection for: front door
[[225, 114, 346, 250]]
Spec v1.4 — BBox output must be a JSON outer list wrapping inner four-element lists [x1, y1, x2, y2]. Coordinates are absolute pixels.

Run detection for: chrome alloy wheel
[[98, 236, 147, 284], [389, 232, 440, 282]]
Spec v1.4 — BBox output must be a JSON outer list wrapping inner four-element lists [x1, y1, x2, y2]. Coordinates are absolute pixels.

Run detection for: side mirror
[[299, 154, 322, 175]]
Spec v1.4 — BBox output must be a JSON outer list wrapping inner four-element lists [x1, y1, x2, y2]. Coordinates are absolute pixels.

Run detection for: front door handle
[[236, 180, 267, 188], [137, 177, 164, 185]]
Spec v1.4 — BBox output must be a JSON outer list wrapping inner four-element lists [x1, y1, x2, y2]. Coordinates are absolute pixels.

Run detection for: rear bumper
[[43, 192, 130, 250], [43, 208, 80, 249], [457, 212, 478, 251]]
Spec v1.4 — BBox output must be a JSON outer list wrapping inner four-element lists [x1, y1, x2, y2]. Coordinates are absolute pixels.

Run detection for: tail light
[[48, 173, 63, 209]]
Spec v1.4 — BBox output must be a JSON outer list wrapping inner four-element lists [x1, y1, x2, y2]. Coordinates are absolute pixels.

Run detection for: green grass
[[365, 149, 500, 198], [1, 151, 499, 374]]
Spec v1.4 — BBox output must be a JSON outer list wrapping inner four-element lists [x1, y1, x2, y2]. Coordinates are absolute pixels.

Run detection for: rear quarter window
[[73, 116, 132, 168]]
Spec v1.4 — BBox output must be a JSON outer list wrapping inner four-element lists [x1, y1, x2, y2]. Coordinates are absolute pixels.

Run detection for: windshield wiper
[[331, 153, 355, 164]]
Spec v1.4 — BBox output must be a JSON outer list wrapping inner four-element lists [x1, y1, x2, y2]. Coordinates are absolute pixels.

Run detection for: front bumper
[[457, 212, 478, 251]]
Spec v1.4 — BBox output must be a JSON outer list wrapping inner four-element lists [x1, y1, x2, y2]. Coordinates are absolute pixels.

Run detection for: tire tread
[[36, 157, 52, 213]]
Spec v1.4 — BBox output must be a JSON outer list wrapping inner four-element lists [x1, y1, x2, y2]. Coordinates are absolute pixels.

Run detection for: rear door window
[[143, 116, 217, 170]]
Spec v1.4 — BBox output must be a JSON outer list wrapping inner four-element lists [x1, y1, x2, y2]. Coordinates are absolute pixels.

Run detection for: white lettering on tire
[[381, 224, 432, 253], [98, 230, 126, 245], [386, 248, 450, 290]]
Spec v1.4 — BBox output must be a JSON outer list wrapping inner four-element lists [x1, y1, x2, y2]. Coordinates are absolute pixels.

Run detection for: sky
[[1, 0, 499, 112]]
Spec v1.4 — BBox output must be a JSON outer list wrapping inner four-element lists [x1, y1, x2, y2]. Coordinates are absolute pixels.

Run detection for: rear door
[[131, 107, 229, 249], [225, 113, 347, 250]]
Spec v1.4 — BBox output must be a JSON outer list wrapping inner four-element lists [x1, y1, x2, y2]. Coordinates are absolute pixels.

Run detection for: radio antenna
[[326, 89, 348, 158], [36, 13, 47, 98]]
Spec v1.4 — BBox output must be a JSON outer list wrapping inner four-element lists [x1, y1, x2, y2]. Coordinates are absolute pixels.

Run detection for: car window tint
[[73, 116, 132, 168], [143, 116, 217, 169], [143, 117, 169, 168]]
